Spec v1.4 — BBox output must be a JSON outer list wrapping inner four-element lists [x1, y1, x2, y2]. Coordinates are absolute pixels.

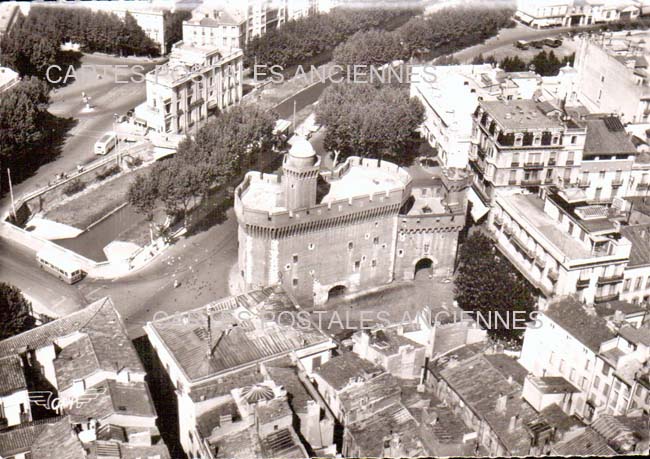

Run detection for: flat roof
[[322, 162, 408, 203], [498, 193, 592, 260], [480, 99, 564, 131]]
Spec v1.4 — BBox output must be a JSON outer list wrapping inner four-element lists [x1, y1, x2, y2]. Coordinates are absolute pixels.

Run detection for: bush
[[95, 164, 121, 181], [62, 179, 86, 196]]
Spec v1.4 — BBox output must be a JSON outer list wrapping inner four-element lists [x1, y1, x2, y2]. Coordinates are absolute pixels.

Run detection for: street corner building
[[234, 137, 471, 305]]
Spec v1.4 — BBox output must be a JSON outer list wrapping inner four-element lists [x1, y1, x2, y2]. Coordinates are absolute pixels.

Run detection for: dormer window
[[533, 134, 541, 146], [514, 134, 523, 146], [551, 134, 560, 145]]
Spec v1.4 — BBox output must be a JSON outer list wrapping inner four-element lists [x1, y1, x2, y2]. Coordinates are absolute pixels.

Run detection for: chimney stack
[[496, 392, 508, 414]]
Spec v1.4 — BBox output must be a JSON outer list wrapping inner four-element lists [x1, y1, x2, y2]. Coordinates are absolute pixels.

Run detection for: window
[[373, 237, 379, 245], [371, 259, 377, 268], [571, 135, 578, 145], [594, 375, 600, 390], [354, 260, 360, 270], [624, 279, 631, 292], [581, 377, 588, 390], [348, 242, 354, 250], [292, 254, 298, 263], [514, 134, 523, 147], [635, 277, 643, 291], [292, 278, 298, 287], [308, 243, 315, 250]]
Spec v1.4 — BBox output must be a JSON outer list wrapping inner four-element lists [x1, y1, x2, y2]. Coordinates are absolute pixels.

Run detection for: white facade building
[[517, 0, 641, 29], [135, 40, 243, 134]]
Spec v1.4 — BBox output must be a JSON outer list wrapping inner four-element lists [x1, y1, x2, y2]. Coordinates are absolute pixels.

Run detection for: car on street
[[544, 38, 563, 48]]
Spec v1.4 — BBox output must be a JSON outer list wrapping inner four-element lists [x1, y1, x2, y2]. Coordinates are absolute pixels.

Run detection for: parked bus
[[37, 248, 85, 284], [94, 132, 117, 155]]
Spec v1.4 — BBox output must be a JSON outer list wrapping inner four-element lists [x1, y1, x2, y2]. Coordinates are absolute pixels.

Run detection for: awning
[[468, 188, 490, 221]]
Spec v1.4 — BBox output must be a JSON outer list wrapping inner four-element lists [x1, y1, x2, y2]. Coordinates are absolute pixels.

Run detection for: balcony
[[508, 179, 518, 185], [578, 179, 590, 188], [511, 234, 536, 260], [503, 225, 513, 236], [576, 278, 591, 289], [594, 293, 619, 304], [547, 269, 559, 282], [637, 182, 649, 191], [524, 162, 544, 170], [534, 257, 546, 269], [611, 178, 624, 188], [566, 160, 575, 166], [521, 178, 543, 186], [597, 274, 624, 286], [511, 161, 520, 167], [548, 159, 556, 166]]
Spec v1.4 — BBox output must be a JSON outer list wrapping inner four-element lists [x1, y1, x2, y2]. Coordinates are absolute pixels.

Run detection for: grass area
[[44, 166, 149, 230]]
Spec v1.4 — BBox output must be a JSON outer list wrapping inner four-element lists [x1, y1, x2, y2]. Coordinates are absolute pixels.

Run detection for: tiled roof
[[53, 334, 101, 391], [338, 372, 401, 412], [483, 354, 528, 386], [266, 364, 313, 414], [148, 287, 332, 383], [346, 403, 425, 457], [620, 224, 650, 267], [67, 380, 156, 423], [212, 425, 263, 458], [439, 353, 539, 455], [594, 299, 647, 318], [362, 328, 424, 356], [31, 416, 87, 459], [538, 403, 584, 434], [188, 365, 265, 402], [618, 325, 650, 346], [196, 397, 240, 439], [255, 397, 292, 426], [0, 354, 26, 396], [0, 298, 144, 376], [591, 414, 650, 453], [583, 118, 637, 157], [552, 428, 617, 456], [0, 417, 68, 458], [545, 299, 615, 353], [260, 427, 308, 458], [315, 352, 383, 391]]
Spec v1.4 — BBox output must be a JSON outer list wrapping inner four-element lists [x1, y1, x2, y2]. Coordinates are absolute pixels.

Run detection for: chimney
[[496, 392, 507, 414]]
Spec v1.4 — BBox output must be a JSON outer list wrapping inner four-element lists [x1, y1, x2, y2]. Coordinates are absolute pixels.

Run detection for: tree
[[316, 83, 424, 165], [333, 29, 406, 68], [500, 55, 527, 72], [127, 173, 159, 221], [454, 233, 536, 341], [164, 10, 192, 52], [0, 283, 36, 340]]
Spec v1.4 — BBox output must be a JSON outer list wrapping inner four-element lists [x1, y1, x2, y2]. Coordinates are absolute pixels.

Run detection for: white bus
[[36, 248, 85, 284], [94, 132, 118, 155]]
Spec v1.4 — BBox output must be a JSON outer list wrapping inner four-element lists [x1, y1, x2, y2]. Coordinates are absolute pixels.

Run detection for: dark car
[[515, 40, 529, 50], [544, 38, 563, 48], [530, 40, 545, 49]]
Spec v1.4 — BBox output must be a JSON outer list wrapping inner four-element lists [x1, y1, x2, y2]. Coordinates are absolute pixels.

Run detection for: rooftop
[[0, 298, 144, 375], [321, 159, 409, 203], [346, 403, 426, 457], [583, 117, 637, 158], [315, 352, 384, 391], [359, 328, 425, 356], [480, 99, 565, 131], [618, 324, 650, 347], [0, 417, 83, 459], [552, 428, 617, 456], [498, 193, 592, 260], [594, 299, 647, 318], [147, 287, 332, 383], [0, 354, 26, 396], [545, 299, 616, 353], [438, 353, 539, 455], [620, 224, 650, 267], [529, 375, 581, 394], [338, 372, 402, 412], [67, 380, 157, 423]]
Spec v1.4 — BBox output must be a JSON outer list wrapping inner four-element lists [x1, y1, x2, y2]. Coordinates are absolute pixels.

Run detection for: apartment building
[[516, 0, 641, 28], [577, 115, 638, 202], [470, 99, 587, 205], [183, 2, 246, 52], [411, 65, 579, 169], [135, 40, 243, 134], [144, 287, 336, 458], [519, 298, 650, 422], [488, 189, 632, 306], [620, 224, 650, 304], [574, 35, 650, 123]]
